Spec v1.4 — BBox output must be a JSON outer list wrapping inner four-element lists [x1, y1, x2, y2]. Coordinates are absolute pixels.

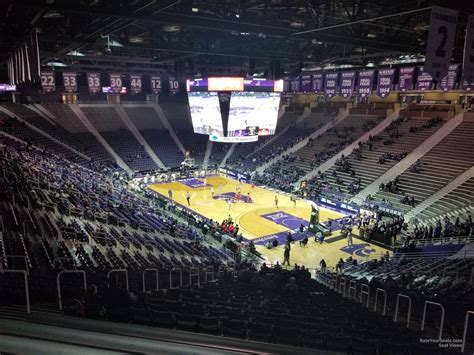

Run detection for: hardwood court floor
[[148, 175, 389, 269]]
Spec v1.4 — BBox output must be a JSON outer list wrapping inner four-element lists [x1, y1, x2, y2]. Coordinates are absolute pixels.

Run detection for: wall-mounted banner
[[462, 78, 474, 91], [283, 76, 290, 93], [169, 77, 180, 95], [290, 77, 301, 93], [357, 70, 374, 97], [324, 73, 339, 98], [462, 15, 474, 85], [424, 6, 459, 81], [62, 72, 77, 93], [416, 68, 434, 91], [339, 72, 356, 98], [40, 71, 55, 93], [300, 74, 312, 92], [376, 68, 395, 98], [439, 64, 460, 91], [87, 73, 101, 94], [130, 74, 142, 94], [312, 74, 323, 93], [109, 73, 123, 93], [398, 67, 415, 92], [150, 75, 162, 94]]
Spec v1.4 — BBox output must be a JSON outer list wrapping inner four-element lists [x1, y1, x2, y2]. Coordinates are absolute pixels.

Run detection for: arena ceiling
[[1, 0, 473, 78]]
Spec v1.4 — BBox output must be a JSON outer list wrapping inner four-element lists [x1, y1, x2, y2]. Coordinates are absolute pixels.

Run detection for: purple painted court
[[253, 211, 312, 245], [179, 178, 211, 189]]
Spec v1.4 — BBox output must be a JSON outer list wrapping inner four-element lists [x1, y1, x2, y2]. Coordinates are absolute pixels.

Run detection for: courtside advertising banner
[[130, 74, 142, 94], [109, 73, 122, 93], [376, 68, 395, 98], [398, 67, 415, 92], [87, 73, 101, 94], [62, 72, 77, 93], [462, 15, 474, 85], [40, 71, 55, 93], [312, 74, 323, 93], [324, 73, 338, 98], [339, 71, 356, 98], [439, 64, 460, 91], [424, 6, 459, 81], [357, 70, 374, 97]]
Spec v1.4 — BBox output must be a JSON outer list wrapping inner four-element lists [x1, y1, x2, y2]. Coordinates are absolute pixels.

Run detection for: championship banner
[[416, 68, 434, 91], [398, 67, 415, 92], [461, 78, 474, 91], [62, 72, 77, 93], [357, 70, 374, 97], [283, 76, 290, 92], [462, 15, 474, 85], [339, 71, 356, 98], [312, 74, 323, 93], [169, 77, 179, 95], [424, 6, 459, 81], [87, 73, 101, 94], [300, 74, 312, 93], [376, 68, 395, 98], [40, 71, 55, 93], [150, 75, 162, 94], [439, 64, 460, 91], [109, 73, 122, 93], [130, 74, 142, 95], [290, 77, 300, 93], [324, 73, 339, 98]]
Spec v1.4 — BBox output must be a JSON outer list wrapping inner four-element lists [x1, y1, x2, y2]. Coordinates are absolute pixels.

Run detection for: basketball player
[[251, 182, 255, 189], [274, 196, 279, 209], [168, 189, 173, 200], [227, 198, 233, 211], [185, 191, 191, 206], [203, 178, 208, 187], [247, 192, 253, 203], [236, 191, 242, 203], [290, 195, 297, 207], [218, 183, 223, 192], [210, 186, 215, 197]]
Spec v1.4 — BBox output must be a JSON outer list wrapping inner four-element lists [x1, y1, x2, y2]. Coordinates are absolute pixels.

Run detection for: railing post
[[374, 288, 387, 316], [189, 267, 200, 286], [142, 268, 159, 292], [169, 267, 182, 289], [57, 270, 87, 311], [204, 266, 214, 283], [462, 311, 474, 353], [348, 280, 357, 300], [421, 301, 445, 340], [394, 294, 412, 328], [360, 284, 369, 307], [338, 276, 346, 296], [107, 269, 129, 290], [0, 270, 29, 314]]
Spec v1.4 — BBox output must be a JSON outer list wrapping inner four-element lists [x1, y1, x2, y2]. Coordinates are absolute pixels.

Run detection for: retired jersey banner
[[424, 7, 459, 81], [130, 74, 142, 95], [300, 74, 312, 92], [169, 77, 179, 95], [324, 73, 338, 98], [416, 68, 434, 91], [150, 76, 162, 94], [109, 73, 122, 93], [290, 77, 300, 93], [339, 72, 356, 98], [87, 73, 101, 94], [439, 64, 460, 91], [462, 15, 474, 85], [40, 71, 55, 93], [461, 78, 474, 91], [376, 68, 395, 98], [312, 74, 323, 93], [398, 67, 415, 92], [357, 70, 374, 97], [62, 72, 77, 93]]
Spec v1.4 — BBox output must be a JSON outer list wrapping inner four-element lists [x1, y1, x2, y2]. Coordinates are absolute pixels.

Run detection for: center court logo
[[340, 243, 376, 257]]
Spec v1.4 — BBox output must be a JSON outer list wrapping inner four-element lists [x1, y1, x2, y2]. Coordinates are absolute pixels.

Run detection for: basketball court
[[148, 175, 389, 269]]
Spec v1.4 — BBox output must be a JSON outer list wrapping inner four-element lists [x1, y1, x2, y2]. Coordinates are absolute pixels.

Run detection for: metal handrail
[[374, 288, 387, 316], [142, 268, 159, 292], [107, 269, 129, 290], [338, 276, 346, 296], [169, 267, 182, 289], [348, 280, 357, 300], [421, 301, 445, 340], [394, 294, 412, 328], [1, 255, 29, 274], [204, 266, 214, 283], [57, 270, 87, 311], [462, 311, 474, 353], [360, 283, 369, 307], [189, 267, 200, 286], [0, 269, 29, 314]]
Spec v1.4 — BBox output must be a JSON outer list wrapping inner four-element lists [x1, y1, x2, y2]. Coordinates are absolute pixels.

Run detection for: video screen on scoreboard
[[228, 91, 281, 136], [188, 92, 224, 136]]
